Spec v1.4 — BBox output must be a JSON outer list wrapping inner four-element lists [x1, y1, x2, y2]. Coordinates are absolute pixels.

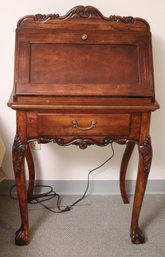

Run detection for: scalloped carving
[[110, 15, 135, 23], [34, 13, 59, 22], [29, 137, 137, 150], [17, 5, 150, 30], [61, 5, 104, 20]]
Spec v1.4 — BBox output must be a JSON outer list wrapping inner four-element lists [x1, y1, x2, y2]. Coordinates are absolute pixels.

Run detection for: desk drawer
[[37, 113, 131, 137]]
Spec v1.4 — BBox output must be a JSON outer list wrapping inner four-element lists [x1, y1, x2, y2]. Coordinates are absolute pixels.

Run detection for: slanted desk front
[[8, 6, 159, 245]]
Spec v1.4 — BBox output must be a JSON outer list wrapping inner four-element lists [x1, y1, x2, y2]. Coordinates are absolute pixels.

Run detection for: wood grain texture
[[8, 6, 159, 245]]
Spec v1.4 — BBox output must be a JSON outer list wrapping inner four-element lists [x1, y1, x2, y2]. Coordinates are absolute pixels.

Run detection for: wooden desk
[[8, 6, 159, 245]]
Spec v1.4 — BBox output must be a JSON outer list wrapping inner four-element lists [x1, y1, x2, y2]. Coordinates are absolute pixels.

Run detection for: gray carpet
[[0, 194, 165, 257]]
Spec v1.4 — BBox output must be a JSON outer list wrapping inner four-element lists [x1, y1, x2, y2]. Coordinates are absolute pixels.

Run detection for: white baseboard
[[0, 179, 165, 195]]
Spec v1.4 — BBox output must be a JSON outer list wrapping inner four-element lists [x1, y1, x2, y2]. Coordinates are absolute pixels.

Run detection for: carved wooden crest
[[17, 5, 150, 30]]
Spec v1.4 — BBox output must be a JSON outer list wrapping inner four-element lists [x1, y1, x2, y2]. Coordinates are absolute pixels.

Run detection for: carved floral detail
[[12, 135, 26, 176], [34, 14, 59, 22], [110, 15, 134, 23], [30, 137, 137, 150], [63, 5, 105, 20], [17, 6, 149, 29], [139, 136, 152, 177]]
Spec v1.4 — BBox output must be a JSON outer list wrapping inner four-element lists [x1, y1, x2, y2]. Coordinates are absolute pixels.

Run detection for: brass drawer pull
[[81, 33, 88, 40], [72, 120, 96, 131]]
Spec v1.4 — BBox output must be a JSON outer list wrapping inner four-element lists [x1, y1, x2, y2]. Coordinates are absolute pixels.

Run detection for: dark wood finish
[[120, 142, 135, 203], [26, 144, 35, 201], [8, 6, 159, 245]]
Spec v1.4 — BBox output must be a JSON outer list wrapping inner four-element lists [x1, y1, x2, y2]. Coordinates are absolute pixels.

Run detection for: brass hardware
[[72, 120, 96, 131], [81, 33, 88, 40]]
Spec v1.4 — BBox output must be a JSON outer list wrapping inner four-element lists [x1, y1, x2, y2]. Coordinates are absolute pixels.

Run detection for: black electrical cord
[[10, 143, 114, 213]]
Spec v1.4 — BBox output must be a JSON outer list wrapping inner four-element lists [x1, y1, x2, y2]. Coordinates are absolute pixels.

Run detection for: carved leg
[[120, 142, 135, 203], [26, 144, 35, 202], [12, 135, 29, 245], [130, 137, 152, 244]]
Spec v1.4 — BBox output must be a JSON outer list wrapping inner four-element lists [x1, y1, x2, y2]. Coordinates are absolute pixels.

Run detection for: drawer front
[[37, 113, 131, 137]]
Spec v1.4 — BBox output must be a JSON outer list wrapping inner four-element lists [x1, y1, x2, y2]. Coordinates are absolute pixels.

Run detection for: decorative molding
[[139, 136, 152, 177], [34, 14, 60, 22], [110, 15, 135, 23], [12, 135, 26, 176], [29, 137, 137, 150], [17, 5, 149, 30], [59, 5, 103, 20]]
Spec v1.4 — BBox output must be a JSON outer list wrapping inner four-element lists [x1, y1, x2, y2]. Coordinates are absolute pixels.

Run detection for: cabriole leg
[[12, 135, 29, 245], [130, 137, 152, 244]]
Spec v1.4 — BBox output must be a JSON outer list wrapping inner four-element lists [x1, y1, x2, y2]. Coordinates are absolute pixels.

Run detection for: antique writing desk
[[8, 6, 159, 245]]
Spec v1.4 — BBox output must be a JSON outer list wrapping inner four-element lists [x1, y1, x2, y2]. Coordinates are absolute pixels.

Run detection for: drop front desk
[[8, 6, 159, 245]]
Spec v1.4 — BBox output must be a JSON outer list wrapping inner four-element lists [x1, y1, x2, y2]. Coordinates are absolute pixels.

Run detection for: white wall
[[0, 0, 164, 182]]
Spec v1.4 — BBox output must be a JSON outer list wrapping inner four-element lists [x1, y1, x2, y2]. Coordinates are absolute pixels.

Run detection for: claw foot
[[15, 227, 29, 245], [131, 227, 145, 244]]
